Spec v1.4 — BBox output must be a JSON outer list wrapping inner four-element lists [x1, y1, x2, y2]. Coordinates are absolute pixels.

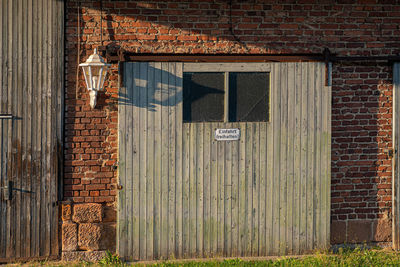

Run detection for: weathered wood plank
[[238, 122, 246, 256], [306, 63, 315, 249], [139, 62, 148, 260], [210, 122, 218, 255], [153, 62, 162, 259], [286, 63, 295, 254], [217, 123, 225, 256], [168, 62, 176, 258], [146, 62, 155, 260], [225, 125, 232, 256], [131, 63, 140, 260], [252, 123, 259, 256], [271, 63, 281, 255], [259, 122, 266, 255], [117, 60, 128, 258], [314, 62, 322, 248], [299, 63, 308, 252], [231, 122, 239, 256], [196, 123, 204, 257], [175, 63, 183, 258], [293, 63, 302, 254], [161, 62, 169, 258], [189, 123, 197, 256], [203, 122, 211, 257], [182, 123, 190, 258]]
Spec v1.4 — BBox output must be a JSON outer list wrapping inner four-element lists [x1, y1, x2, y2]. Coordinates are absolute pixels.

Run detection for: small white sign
[[215, 128, 240, 141]]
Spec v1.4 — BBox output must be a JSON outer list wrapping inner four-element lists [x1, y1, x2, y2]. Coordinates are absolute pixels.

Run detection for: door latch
[[1, 181, 12, 201]]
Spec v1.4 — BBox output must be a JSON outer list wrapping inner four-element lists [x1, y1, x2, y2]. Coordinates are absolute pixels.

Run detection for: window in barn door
[[183, 66, 270, 123]]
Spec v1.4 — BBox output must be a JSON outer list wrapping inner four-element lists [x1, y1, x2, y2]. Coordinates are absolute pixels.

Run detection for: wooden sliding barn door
[[118, 62, 331, 261], [0, 0, 64, 262]]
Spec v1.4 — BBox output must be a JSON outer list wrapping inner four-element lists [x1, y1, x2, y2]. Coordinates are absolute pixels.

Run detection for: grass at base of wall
[[8, 247, 400, 267]]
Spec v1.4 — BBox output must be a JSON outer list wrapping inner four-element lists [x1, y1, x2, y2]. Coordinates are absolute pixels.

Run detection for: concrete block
[[347, 220, 373, 243], [331, 220, 346, 244]]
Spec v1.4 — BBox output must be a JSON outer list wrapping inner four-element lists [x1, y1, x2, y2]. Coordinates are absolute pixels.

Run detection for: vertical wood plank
[[245, 123, 252, 256], [286, 63, 295, 254], [132, 62, 140, 260], [293, 62, 302, 254], [299, 63, 308, 252], [225, 125, 232, 256], [117, 62, 128, 258], [272, 63, 281, 255], [210, 122, 218, 255], [182, 123, 190, 258], [175, 63, 183, 258], [153, 62, 162, 259], [161, 62, 169, 258], [231, 122, 239, 256], [259, 122, 266, 255], [217, 123, 225, 256], [168, 62, 176, 258], [139, 62, 148, 260], [314, 62, 322, 248], [306, 63, 315, 249], [146, 62, 155, 259], [196, 123, 204, 257], [189, 123, 197, 256], [203, 123, 211, 257]]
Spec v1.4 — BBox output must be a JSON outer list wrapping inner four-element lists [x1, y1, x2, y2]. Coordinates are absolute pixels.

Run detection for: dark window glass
[[183, 72, 225, 122], [229, 72, 269, 122]]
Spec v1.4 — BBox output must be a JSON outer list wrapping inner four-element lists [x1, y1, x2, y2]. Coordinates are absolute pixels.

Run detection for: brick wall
[[63, 0, 400, 256]]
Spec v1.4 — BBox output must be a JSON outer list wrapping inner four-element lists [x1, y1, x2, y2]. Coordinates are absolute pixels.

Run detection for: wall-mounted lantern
[[79, 48, 111, 108]]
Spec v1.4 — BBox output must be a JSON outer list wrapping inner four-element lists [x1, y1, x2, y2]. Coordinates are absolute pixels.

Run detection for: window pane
[[229, 72, 269, 122], [183, 72, 225, 122]]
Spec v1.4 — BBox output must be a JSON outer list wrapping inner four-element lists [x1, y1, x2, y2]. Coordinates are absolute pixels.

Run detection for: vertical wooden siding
[[118, 62, 331, 260], [0, 0, 64, 261], [394, 63, 400, 250]]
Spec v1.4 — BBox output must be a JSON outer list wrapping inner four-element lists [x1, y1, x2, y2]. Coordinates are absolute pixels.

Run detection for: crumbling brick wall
[[63, 0, 400, 258]]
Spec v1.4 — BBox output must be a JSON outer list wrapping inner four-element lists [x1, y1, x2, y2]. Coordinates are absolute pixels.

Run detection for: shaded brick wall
[[64, 0, 400, 251]]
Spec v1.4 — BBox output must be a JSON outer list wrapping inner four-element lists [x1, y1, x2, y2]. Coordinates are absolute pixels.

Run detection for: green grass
[[9, 247, 400, 267]]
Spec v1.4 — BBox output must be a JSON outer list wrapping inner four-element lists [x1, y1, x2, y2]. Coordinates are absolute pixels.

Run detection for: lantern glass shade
[[79, 48, 111, 92]]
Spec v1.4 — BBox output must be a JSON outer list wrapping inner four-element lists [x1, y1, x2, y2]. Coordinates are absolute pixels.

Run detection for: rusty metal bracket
[[1, 181, 12, 201]]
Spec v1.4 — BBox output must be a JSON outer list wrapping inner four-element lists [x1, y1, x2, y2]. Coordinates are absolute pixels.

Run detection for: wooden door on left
[[0, 0, 64, 262]]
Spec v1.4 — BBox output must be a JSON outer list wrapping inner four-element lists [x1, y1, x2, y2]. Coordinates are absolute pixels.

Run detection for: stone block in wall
[[331, 221, 346, 244], [373, 219, 392, 242], [62, 223, 78, 251], [73, 203, 102, 223], [62, 251, 107, 262], [78, 223, 102, 251], [62, 204, 72, 221], [347, 220, 373, 243]]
